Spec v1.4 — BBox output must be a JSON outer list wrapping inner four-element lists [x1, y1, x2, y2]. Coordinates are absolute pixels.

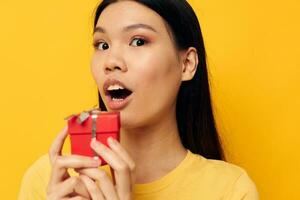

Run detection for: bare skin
[[47, 1, 198, 199]]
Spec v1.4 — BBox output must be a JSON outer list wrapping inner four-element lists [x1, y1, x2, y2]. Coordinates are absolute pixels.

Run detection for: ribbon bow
[[64, 104, 100, 124], [65, 104, 100, 157]]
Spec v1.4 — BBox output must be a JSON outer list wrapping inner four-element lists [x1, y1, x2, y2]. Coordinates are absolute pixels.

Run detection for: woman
[[19, 0, 259, 199]]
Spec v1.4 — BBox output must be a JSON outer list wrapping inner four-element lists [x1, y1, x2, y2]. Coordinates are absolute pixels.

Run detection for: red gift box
[[67, 110, 120, 166]]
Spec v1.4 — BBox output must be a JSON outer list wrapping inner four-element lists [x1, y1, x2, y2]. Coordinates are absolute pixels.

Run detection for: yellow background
[[0, 0, 299, 199]]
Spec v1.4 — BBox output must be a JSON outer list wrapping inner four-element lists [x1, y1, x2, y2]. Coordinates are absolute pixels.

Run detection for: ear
[[180, 47, 199, 81]]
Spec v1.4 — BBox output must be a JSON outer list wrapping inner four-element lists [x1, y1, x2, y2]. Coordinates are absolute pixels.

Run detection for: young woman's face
[[91, 1, 183, 129]]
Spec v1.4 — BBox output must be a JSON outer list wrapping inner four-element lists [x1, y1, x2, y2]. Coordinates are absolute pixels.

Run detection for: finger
[[48, 176, 90, 200], [107, 137, 136, 171], [110, 166, 116, 185], [50, 176, 80, 199], [50, 155, 101, 185], [67, 197, 89, 200], [73, 176, 91, 199], [78, 168, 119, 200], [107, 137, 136, 183], [90, 139, 131, 198], [80, 175, 105, 200], [49, 125, 69, 164], [61, 197, 89, 200]]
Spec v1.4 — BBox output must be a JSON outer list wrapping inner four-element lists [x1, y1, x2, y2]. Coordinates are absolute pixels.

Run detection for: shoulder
[[189, 152, 249, 180], [18, 154, 51, 200], [22, 153, 52, 182], [188, 152, 260, 199]]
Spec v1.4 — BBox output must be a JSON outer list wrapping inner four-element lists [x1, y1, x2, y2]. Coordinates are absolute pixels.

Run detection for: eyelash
[[93, 37, 149, 50]]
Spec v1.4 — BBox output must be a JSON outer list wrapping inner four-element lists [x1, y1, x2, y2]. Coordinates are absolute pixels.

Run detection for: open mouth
[[106, 88, 133, 101], [103, 79, 133, 109]]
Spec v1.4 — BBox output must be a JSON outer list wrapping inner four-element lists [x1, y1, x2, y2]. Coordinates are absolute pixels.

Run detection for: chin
[[119, 111, 135, 129], [118, 111, 146, 131]]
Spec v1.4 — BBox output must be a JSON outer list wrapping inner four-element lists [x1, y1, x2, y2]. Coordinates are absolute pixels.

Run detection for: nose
[[103, 51, 127, 74]]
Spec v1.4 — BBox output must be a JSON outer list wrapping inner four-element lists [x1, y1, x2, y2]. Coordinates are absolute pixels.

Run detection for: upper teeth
[[107, 84, 124, 91]]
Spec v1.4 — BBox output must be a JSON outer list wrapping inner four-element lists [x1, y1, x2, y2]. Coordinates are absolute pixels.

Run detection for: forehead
[[95, 1, 168, 35]]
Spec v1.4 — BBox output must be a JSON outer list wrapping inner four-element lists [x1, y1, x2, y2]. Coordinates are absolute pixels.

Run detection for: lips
[[103, 78, 133, 110], [103, 78, 132, 95]]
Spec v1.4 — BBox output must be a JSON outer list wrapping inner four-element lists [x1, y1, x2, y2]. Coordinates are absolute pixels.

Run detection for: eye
[[94, 41, 109, 50], [130, 38, 148, 47]]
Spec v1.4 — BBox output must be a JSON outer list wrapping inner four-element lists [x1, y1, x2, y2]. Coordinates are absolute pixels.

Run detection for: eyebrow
[[93, 23, 158, 34]]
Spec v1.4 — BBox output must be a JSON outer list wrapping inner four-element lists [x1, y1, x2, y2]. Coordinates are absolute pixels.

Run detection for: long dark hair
[[94, 0, 225, 160]]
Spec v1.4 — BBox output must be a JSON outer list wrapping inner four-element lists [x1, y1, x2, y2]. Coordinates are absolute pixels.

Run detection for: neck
[[120, 111, 187, 184]]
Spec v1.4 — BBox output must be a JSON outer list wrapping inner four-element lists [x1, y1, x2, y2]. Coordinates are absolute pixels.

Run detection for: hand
[[77, 137, 136, 200], [47, 125, 101, 200]]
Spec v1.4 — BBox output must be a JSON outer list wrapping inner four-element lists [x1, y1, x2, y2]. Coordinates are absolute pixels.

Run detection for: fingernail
[[92, 157, 101, 166], [91, 138, 97, 147], [107, 137, 113, 146], [93, 156, 99, 160], [107, 137, 117, 147]]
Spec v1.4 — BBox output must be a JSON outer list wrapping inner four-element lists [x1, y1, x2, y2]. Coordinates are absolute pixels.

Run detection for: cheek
[[131, 46, 181, 108], [136, 47, 180, 89], [90, 54, 103, 85]]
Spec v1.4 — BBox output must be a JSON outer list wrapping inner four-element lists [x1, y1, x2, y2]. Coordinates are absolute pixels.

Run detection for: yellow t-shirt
[[18, 150, 259, 199]]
